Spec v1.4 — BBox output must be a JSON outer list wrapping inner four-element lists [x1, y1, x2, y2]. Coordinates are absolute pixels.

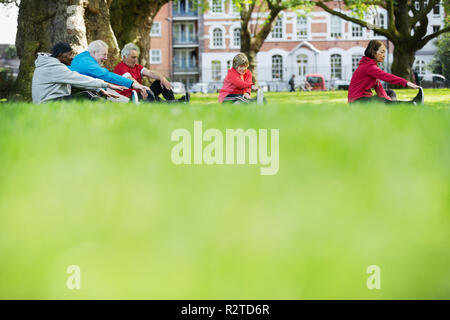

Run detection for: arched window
[[297, 54, 308, 77], [414, 60, 426, 74], [272, 55, 283, 80], [330, 54, 342, 79], [212, 28, 223, 47], [233, 28, 241, 47]]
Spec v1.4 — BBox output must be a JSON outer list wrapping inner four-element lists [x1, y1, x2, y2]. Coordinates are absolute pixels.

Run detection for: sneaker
[[412, 87, 424, 105], [131, 90, 139, 105], [177, 92, 190, 104]]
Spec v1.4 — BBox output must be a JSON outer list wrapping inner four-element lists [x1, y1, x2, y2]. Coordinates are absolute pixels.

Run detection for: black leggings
[[353, 90, 412, 105], [139, 80, 175, 102]]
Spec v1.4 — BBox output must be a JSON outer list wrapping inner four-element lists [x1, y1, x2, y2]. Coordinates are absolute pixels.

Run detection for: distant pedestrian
[[289, 75, 295, 92]]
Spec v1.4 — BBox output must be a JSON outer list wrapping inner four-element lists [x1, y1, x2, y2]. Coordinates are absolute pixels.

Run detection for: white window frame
[[231, 27, 241, 48], [330, 54, 342, 79], [210, 26, 226, 49], [173, 22, 196, 44], [330, 15, 342, 39], [150, 22, 161, 37], [414, 60, 426, 74], [230, 0, 240, 15], [210, 0, 225, 14], [296, 16, 308, 40], [272, 55, 283, 80], [212, 60, 222, 81], [352, 23, 363, 38], [270, 17, 284, 40], [352, 54, 363, 73], [150, 49, 162, 64], [297, 54, 308, 77]]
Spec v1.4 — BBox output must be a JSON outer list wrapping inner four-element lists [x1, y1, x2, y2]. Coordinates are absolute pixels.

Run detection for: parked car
[[305, 74, 326, 90], [418, 74, 448, 88], [171, 82, 186, 95], [330, 79, 350, 90], [190, 82, 209, 94]]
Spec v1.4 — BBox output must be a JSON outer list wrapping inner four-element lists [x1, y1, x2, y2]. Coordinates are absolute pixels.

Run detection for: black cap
[[51, 42, 72, 58]]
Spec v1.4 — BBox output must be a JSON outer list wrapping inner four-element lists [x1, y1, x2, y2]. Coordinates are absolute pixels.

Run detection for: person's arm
[[366, 65, 408, 87], [50, 65, 109, 89], [142, 68, 172, 90], [227, 70, 253, 90], [84, 62, 134, 88], [374, 79, 391, 100]]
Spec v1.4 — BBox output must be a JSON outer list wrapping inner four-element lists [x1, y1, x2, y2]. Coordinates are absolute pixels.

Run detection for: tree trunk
[[13, 0, 120, 101], [84, 0, 120, 70], [13, 0, 89, 101], [110, 0, 168, 68], [390, 43, 416, 83]]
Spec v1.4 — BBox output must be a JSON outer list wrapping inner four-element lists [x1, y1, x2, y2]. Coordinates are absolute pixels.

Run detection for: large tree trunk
[[13, 0, 120, 101], [110, 0, 168, 68], [13, 0, 89, 101], [390, 43, 416, 83]]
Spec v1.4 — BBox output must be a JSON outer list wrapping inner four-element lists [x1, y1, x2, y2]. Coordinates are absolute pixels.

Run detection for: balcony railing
[[173, 36, 198, 45], [173, 65, 199, 73], [173, 10, 198, 17]]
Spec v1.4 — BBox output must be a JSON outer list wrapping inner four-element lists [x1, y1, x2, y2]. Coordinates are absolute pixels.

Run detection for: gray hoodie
[[32, 53, 108, 104]]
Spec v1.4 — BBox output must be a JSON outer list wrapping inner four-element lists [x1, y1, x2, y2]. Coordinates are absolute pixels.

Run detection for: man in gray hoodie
[[32, 42, 127, 104]]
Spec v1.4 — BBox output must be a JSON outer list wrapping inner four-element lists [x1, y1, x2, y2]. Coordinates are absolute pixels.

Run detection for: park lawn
[[0, 89, 449, 299]]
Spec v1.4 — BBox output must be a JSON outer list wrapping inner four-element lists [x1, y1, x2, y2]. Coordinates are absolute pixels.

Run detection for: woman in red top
[[348, 40, 423, 104], [219, 53, 259, 103]]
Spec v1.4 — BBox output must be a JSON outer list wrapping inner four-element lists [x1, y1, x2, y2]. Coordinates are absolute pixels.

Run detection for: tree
[[313, 0, 450, 81], [110, 0, 169, 68], [232, 0, 310, 83]]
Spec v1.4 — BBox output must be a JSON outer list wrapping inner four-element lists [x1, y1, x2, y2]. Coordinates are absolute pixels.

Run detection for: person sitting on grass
[[218, 53, 261, 104], [69, 40, 149, 103], [113, 43, 189, 103], [32, 42, 127, 104], [348, 40, 423, 105]]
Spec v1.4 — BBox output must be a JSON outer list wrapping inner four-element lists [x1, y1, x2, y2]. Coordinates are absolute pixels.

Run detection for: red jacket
[[113, 61, 144, 98], [348, 56, 408, 103], [218, 68, 253, 103]]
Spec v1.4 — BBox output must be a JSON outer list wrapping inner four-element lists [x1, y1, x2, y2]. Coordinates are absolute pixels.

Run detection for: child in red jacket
[[348, 40, 423, 104], [219, 53, 260, 103]]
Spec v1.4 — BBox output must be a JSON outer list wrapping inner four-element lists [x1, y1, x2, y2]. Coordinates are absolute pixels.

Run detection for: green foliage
[[5, 45, 17, 59]]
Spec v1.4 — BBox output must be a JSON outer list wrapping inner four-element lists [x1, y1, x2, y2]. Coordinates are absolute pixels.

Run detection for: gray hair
[[121, 43, 140, 59], [87, 40, 108, 53]]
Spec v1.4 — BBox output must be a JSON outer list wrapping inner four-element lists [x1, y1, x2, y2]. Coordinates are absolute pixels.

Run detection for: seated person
[[32, 42, 127, 104], [70, 40, 149, 102], [113, 43, 189, 103], [218, 53, 260, 104], [348, 40, 423, 104]]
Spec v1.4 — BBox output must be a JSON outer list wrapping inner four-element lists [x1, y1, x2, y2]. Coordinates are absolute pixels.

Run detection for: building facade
[[150, 1, 445, 90]]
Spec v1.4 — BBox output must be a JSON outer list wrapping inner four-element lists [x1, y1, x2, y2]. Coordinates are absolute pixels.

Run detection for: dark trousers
[[140, 80, 175, 102], [51, 90, 102, 102], [353, 90, 412, 104]]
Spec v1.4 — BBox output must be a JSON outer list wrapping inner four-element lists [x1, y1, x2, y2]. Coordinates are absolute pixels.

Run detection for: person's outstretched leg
[[150, 80, 175, 101]]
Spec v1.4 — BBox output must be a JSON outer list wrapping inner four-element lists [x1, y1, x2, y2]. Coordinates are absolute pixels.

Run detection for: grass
[[0, 89, 449, 299]]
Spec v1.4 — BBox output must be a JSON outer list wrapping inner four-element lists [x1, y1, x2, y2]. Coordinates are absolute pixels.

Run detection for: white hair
[[121, 43, 140, 59], [87, 40, 108, 53]]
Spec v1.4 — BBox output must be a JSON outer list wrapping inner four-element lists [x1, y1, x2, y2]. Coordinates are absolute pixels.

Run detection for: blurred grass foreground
[[0, 89, 449, 299]]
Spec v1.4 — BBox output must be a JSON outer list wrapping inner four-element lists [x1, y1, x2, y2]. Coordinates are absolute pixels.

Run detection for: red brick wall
[[149, 3, 171, 77]]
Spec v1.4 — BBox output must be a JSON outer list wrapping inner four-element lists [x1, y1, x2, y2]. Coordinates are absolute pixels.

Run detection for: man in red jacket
[[218, 53, 260, 104], [114, 43, 189, 103], [348, 40, 423, 104]]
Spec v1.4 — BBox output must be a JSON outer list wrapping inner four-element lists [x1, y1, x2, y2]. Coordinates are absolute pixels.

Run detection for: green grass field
[[0, 89, 449, 299]]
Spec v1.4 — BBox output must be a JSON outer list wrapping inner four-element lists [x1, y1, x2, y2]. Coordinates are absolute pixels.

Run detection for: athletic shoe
[[178, 92, 190, 104], [412, 87, 424, 105], [131, 90, 139, 105]]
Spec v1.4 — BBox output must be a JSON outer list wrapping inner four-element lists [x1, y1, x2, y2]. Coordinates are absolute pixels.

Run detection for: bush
[[0, 67, 15, 99]]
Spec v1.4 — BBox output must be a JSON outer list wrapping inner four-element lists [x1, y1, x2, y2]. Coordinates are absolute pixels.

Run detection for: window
[[352, 23, 363, 38], [272, 55, 283, 80], [415, 0, 429, 10], [296, 16, 307, 39], [433, 4, 440, 15], [150, 49, 161, 64], [330, 16, 342, 38], [212, 28, 223, 47], [352, 55, 362, 72], [297, 54, 308, 77], [227, 60, 232, 70], [212, 60, 221, 81], [433, 25, 440, 33], [233, 28, 241, 47], [150, 22, 161, 36], [173, 23, 196, 43], [330, 54, 342, 79], [414, 60, 426, 74], [211, 0, 224, 13], [271, 18, 283, 39], [379, 14, 385, 28], [173, 49, 197, 71], [174, 0, 196, 16]]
